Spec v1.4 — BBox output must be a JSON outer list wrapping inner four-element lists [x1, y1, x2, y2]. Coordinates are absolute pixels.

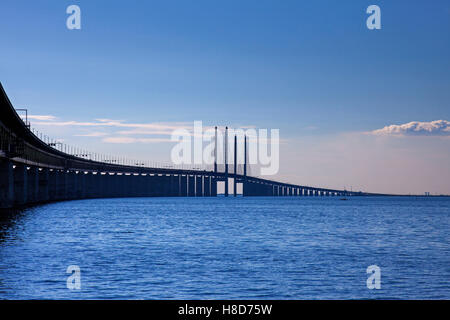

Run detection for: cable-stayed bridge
[[0, 83, 382, 209]]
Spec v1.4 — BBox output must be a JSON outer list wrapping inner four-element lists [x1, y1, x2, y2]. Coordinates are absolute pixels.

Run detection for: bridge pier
[[0, 159, 14, 208], [188, 175, 195, 197], [211, 177, 217, 197], [176, 175, 181, 196], [162, 175, 171, 197], [85, 172, 93, 198], [48, 169, 59, 201], [169, 175, 177, 197], [27, 166, 39, 203], [145, 174, 155, 197], [140, 174, 147, 197], [113, 173, 121, 198], [77, 172, 86, 199], [195, 176, 203, 197], [180, 175, 187, 196], [204, 176, 211, 197], [57, 170, 66, 200], [66, 171, 75, 199], [38, 168, 49, 202], [129, 174, 137, 197], [13, 164, 27, 206]]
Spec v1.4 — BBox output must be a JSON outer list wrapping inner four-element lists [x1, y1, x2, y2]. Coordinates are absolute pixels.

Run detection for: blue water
[[0, 196, 449, 299]]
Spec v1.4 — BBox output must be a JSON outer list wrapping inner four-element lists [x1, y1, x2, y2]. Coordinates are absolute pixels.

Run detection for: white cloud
[[102, 137, 172, 144], [74, 132, 108, 137], [370, 120, 450, 136], [24, 115, 57, 121]]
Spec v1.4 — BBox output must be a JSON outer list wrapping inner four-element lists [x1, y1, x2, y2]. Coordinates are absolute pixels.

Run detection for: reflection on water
[[0, 196, 449, 299]]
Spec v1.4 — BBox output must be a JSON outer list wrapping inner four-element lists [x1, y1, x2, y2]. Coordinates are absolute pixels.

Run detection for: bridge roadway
[[0, 83, 374, 209]]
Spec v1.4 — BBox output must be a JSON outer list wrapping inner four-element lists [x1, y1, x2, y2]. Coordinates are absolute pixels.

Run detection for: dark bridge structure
[[0, 83, 375, 209]]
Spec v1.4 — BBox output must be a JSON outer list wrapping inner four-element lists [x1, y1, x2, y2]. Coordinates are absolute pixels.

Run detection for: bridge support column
[[188, 175, 195, 197], [27, 166, 39, 203], [211, 177, 217, 197], [57, 171, 67, 200], [66, 171, 75, 199], [170, 175, 178, 196], [13, 164, 27, 206], [196, 176, 203, 197], [161, 175, 168, 196], [108, 173, 115, 197], [114, 173, 120, 198], [128, 174, 135, 197], [48, 169, 59, 201], [38, 168, 49, 202], [242, 181, 249, 196], [140, 174, 148, 197], [148, 174, 155, 197], [78, 172, 86, 199], [0, 159, 14, 208], [175, 175, 181, 197], [85, 172, 93, 198], [93, 172, 101, 198], [204, 176, 211, 197], [180, 175, 187, 196]]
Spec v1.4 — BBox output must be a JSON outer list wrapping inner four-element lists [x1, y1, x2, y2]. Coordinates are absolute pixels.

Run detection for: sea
[[0, 196, 449, 299]]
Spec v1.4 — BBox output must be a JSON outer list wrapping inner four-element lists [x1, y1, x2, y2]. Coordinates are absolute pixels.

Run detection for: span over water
[[0, 83, 385, 209]]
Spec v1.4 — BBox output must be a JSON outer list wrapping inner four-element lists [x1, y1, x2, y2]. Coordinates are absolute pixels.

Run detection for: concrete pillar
[[113, 173, 120, 197], [161, 175, 170, 197], [38, 168, 49, 202], [13, 164, 27, 206], [170, 175, 178, 197], [180, 175, 187, 196], [66, 171, 75, 199], [48, 169, 59, 201], [211, 177, 217, 197], [188, 175, 195, 197], [84, 172, 95, 199], [76, 172, 85, 199], [92, 172, 100, 198], [96, 173, 105, 198], [106, 173, 114, 198], [128, 174, 136, 197], [139, 174, 146, 197], [27, 166, 39, 203], [196, 176, 203, 197], [204, 176, 211, 197], [123, 174, 131, 197], [0, 159, 14, 208], [57, 170, 67, 200], [147, 174, 157, 196]]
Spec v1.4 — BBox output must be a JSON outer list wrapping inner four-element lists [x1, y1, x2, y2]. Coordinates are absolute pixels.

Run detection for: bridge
[[0, 82, 377, 209]]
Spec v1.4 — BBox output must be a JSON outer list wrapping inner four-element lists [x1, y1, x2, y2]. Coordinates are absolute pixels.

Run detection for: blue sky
[[1, 0, 449, 194]]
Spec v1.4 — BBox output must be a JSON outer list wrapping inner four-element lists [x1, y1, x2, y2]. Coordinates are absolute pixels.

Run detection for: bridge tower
[[224, 126, 229, 197], [234, 134, 237, 197], [214, 126, 217, 173]]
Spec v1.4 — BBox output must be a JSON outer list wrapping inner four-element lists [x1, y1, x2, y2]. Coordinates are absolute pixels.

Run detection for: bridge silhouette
[[0, 83, 380, 209]]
